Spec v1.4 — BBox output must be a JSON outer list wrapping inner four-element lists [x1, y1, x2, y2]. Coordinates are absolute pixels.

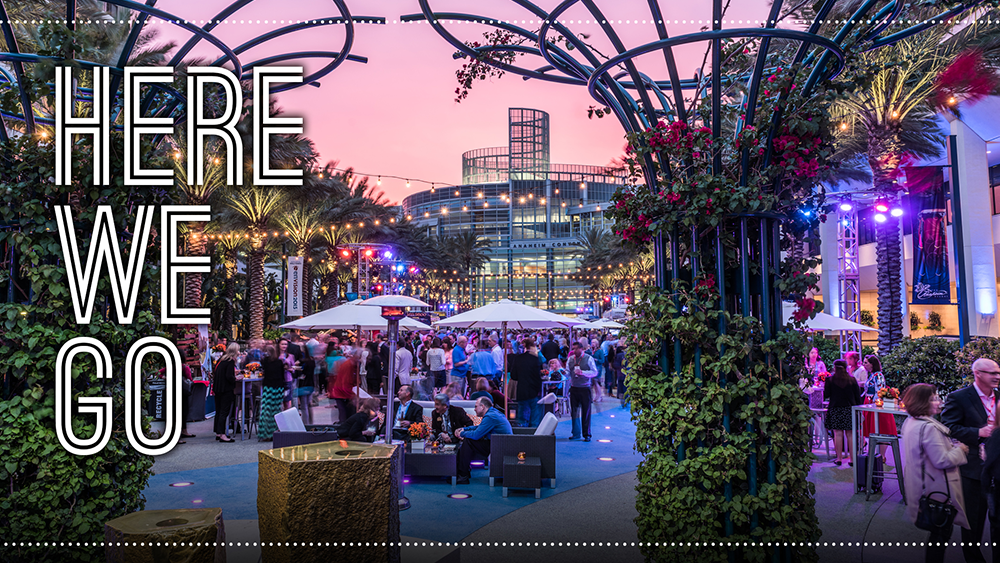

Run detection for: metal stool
[[809, 408, 831, 459], [866, 433, 905, 503]]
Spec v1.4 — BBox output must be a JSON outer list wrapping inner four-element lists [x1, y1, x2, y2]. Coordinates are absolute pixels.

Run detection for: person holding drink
[[567, 341, 598, 442]]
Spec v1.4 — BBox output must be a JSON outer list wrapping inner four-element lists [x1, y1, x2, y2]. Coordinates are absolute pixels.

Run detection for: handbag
[[914, 424, 959, 531]]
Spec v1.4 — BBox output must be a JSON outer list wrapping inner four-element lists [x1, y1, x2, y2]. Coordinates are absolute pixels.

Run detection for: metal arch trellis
[[402, 0, 988, 554], [0, 0, 385, 141]]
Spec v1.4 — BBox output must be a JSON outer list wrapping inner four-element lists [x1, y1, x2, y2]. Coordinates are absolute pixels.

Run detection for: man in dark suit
[[391, 385, 424, 441], [541, 334, 561, 362], [942, 358, 1000, 562], [509, 338, 544, 427], [430, 393, 472, 443]]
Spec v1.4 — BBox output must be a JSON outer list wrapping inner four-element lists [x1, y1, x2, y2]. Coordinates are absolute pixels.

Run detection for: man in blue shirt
[[454, 396, 513, 484], [451, 335, 470, 397]]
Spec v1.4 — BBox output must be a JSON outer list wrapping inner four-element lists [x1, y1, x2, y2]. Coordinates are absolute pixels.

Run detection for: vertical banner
[[287, 256, 303, 316], [907, 166, 951, 304]]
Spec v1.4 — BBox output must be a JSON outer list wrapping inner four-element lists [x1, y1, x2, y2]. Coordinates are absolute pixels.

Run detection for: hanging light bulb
[[430, 183, 435, 193], [407, 179, 411, 188], [377, 176, 382, 186]]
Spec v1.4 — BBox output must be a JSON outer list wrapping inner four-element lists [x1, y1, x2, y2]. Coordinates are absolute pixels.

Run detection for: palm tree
[[173, 146, 227, 310], [225, 187, 286, 340], [446, 230, 491, 304], [831, 25, 986, 352], [213, 234, 245, 337]]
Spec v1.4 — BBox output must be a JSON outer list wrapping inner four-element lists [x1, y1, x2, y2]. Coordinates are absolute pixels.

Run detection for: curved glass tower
[[402, 108, 624, 314]]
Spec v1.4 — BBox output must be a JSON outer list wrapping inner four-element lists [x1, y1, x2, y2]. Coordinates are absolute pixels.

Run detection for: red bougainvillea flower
[[792, 297, 816, 322], [931, 50, 1000, 112], [696, 275, 716, 291]]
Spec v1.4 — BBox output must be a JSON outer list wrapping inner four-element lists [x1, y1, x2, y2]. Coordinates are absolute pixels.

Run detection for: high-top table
[[850, 404, 909, 491], [237, 376, 263, 441]]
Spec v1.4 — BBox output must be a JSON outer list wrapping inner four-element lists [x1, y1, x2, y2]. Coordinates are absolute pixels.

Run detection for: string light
[[377, 176, 381, 185]]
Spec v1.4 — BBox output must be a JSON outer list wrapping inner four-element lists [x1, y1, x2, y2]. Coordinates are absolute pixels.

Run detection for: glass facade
[[402, 108, 624, 313]]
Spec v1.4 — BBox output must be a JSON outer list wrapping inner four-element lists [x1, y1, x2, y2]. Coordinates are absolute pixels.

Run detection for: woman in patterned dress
[[257, 345, 286, 441], [862, 355, 898, 461]]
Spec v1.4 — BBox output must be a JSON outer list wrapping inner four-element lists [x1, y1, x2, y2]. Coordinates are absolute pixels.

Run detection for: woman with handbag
[[901, 383, 969, 563]]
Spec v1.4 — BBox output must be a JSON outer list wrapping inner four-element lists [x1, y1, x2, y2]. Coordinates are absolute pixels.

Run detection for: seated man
[[392, 385, 424, 441], [454, 396, 513, 484], [430, 393, 472, 444]]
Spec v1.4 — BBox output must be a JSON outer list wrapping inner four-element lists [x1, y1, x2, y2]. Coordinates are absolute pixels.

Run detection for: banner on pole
[[287, 256, 303, 316], [907, 166, 951, 305]]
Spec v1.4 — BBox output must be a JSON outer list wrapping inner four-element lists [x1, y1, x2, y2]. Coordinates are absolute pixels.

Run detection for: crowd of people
[[193, 327, 630, 447]]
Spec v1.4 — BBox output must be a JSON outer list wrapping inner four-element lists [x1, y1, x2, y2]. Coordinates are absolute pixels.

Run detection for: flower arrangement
[[408, 422, 430, 440], [244, 362, 262, 377], [212, 344, 225, 353], [877, 387, 900, 399], [815, 371, 830, 384]]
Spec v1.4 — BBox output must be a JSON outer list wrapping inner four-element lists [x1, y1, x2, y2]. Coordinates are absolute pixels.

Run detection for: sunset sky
[[153, 0, 770, 203]]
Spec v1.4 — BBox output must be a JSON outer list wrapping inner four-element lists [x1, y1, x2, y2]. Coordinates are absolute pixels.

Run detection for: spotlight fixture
[[874, 202, 889, 213], [839, 202, 853, 212], [874, 213, 887, 223], [384, 250, 393, 258], [890, 207, 904, 217]]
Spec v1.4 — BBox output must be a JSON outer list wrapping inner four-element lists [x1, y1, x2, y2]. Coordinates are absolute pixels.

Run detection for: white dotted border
[[5, 541, 1000, 548]]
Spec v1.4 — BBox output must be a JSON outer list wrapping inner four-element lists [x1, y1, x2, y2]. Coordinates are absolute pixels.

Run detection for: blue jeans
[[517, 397, 543, 427]]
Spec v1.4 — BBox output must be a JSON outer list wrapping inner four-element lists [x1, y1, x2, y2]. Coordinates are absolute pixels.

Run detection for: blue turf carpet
[[144, 406, 640, 541]]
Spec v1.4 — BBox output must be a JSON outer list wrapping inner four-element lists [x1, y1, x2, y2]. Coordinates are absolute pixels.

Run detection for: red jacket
[[330, 358, 358, 400]]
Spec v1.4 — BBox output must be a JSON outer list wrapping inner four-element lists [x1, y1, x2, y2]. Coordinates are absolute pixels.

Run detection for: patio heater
[[359, 294, 431, 512]]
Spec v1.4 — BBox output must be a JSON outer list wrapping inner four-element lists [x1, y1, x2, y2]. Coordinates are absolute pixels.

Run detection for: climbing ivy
[[0, 79, 175, 561]]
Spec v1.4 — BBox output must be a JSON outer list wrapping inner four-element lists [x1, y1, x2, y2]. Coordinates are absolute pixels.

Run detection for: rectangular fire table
[[404, 444, 458, 485]]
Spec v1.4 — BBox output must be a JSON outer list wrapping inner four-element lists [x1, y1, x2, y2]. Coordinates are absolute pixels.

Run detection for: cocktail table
[[404, 445, 458, 485]]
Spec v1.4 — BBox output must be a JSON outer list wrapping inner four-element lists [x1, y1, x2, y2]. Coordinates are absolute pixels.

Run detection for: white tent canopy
[[781, 302, 879, 333], [432, 299, 587, 330], [279, 301, 431, 331]]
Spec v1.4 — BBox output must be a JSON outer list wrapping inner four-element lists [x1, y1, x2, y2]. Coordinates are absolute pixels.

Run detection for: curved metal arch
[[0, 0, 374, 138]]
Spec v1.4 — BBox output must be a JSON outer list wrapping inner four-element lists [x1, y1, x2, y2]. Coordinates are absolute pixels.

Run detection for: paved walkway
[[145, 398, 989, 563]]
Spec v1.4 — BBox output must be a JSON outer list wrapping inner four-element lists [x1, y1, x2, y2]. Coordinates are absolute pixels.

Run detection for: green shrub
[[882, 337, 961, 396], [910, 312, 920, 331], [956, 337, 1000, 388], [811, 337, 841, 366], [859, 310, 875, 327], [0, 129, 166, 559], [928, 311, 944, 332]]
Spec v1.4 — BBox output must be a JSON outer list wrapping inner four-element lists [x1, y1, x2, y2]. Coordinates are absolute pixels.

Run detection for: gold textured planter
[[258, 440, 402, 563], [104, 507, 226, 563]]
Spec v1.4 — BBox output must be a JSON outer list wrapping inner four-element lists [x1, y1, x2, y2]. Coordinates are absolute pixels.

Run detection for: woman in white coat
[[901, 383, 969, 563]]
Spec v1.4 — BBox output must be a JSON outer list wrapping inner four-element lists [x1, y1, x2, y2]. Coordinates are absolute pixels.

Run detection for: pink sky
[[153, 0, 768, 203]]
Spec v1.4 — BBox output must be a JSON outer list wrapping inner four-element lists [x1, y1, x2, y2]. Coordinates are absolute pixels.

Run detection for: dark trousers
[[181, 383, 191, 427], [458, 437, 492, 477], [960, 475, 989, 562], [926, 520, 955, 563], [333, 398, 354, 424], [569, 386, 592, 438], [213, 392, 234, 435]]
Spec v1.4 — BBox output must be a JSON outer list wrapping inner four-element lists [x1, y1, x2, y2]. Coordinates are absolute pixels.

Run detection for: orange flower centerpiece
[[815, 371, 830, 385], [877, 387, 900, 408], [243, 362, 262, 379], [408, 422, 430, 451]]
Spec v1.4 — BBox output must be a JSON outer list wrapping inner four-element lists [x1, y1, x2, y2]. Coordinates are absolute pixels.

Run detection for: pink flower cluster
[[774, 131, 824, 178], [617, 213, 652, 244], [792, 297, 816, 322]]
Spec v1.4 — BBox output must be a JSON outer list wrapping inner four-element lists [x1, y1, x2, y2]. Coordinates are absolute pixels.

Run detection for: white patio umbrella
[[589, 319, 626, 329], [433, 299, 587, 407], [279, 301, 431, 331], [781, 302, 879, 333]]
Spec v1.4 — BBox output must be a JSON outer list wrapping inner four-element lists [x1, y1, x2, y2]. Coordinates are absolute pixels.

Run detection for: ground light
[[169, 482, 194, 487], [448, 493, 472, 500], [598, 457, 615, 461], [598, 439, 612, 443]]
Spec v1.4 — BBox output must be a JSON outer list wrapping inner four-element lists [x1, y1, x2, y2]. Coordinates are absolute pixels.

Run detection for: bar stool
[[866, 433, 905, 503], [809, 408, 831, 458]]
